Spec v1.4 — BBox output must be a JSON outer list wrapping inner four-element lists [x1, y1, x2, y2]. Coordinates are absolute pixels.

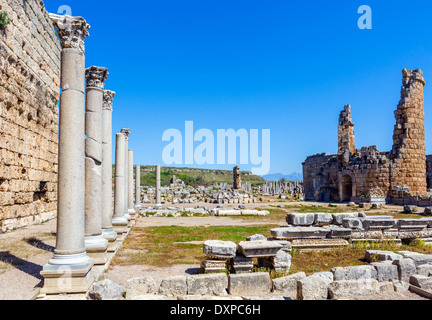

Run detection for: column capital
[[85, 66, 109, 89], [103, 90, 116, 111], [120, 128, 131, 138], [49, 14, 90, 52]]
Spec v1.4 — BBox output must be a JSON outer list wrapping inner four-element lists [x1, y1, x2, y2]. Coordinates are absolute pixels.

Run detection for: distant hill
[[134, 165, 267, 187], [260, 172, 303, 182]]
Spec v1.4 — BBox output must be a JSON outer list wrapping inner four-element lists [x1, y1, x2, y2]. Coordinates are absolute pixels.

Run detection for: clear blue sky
[[44, 0, 432, 175]]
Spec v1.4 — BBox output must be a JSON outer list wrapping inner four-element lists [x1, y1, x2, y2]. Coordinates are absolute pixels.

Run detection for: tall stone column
[[112, 133, 129, 242], [84, 66, 109, 265], [128, 149, 136, 220], [101, 90, 117, 251], [41, 14, 93, 295], [155, 165, 162, 209], [120, 129, 132, 221], [135, 165, 141, 210]]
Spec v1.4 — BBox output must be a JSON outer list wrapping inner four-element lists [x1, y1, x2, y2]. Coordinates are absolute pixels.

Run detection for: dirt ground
[[0, 200, 429, 300]]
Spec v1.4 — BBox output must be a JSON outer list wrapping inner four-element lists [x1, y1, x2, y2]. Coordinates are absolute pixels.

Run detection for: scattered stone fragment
[[237, 241, 282, 258], [158, 275, 187, 297], [186, 273, 228, 296], [93, 279, 124, 300], [272, 272, 306, 296], [296, 272, 333, 300], [228, 273, 271, 295], [125, 276, 157, 299], [203, 240, 237, 259]]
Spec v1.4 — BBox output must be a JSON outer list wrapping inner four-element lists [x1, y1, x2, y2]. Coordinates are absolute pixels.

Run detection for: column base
[[40, 253, 94, 295], [85, 235, 109, 265], [102, 228, 118, 253]]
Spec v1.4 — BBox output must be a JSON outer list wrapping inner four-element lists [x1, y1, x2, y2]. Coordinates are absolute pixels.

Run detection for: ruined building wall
[[303, 68, 429, 203], [0, 0, 60, 232], [390, 69, 427, 196]]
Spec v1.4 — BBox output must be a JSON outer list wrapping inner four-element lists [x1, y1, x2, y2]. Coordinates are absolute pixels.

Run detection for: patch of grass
[[112, 225, 278, 267]]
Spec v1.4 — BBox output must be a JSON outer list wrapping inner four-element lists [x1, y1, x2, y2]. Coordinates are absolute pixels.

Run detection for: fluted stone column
[[101, 90, 117, 252], [128, 149, 136, 220], [84, 66, 109, 265], [155, 165, 162, 209], [120, 129, 132, 222], [112, 133, 128, 241], [41, 14, 93, 295], [135, 165, 141, 210]]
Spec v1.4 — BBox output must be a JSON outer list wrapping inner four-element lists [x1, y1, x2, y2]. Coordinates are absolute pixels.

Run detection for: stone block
[[228, 272, 271, 295], [203, 240, 236, 259], [187, 273, 228, 296], [365, 250, 403, 263], [342, 218, 363, 229], [93, 279, 124, 300], [271, 227, 330, 240], [416, 264, 432, 277], [331, 265, 378, 281], [396, 219, 429, 230], [246, 234, 267, 241], [371, 262, 399, 282], [231, 254, 253, 274], [404, 205, 418, 214], [361, 218, 395, 230], [286, 213, 315, 226], [291, 238, 349, 250], [271, 250, 292, 272], [327, 226, 352, 238], [200, 259, 227, 273], [238, 241, 283, 258], [332, 213, 359, 225], [328, 279, 380, 300], [158, 275, 187, 297], [314, 212, 333, 226], [297, 272, 333, 300], [393, 258, 417, 282], [272, 272, 306, 296], [125, 276, 157, 299], [409, 275, 432, 291]]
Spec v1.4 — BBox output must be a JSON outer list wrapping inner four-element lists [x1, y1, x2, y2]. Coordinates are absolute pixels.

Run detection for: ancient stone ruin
[[303, 69, 432, 206]]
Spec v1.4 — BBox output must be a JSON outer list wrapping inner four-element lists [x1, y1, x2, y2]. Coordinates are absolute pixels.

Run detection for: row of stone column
[[40, 14, 141, 295]]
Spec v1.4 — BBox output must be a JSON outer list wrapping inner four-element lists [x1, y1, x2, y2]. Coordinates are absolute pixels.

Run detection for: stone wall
[[0, 0, 60, 232]]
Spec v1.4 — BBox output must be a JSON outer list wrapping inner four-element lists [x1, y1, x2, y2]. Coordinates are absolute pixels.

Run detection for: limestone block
[[361, 218, 395, 230], [332, 213, 359, 225], [272, 272, 306, 296], [297, 272, 333, 300], [203, 240, 237, 259], [186, 273, 228, 296], [228, 272, 271, 295], [158, 275, 187, 297], [286, 213, 315, 226], [327, 226, 352, 238], [246, 234, 267, 241], [409, 275, 432, 291], [231, 254, 253, 274], [396, 219, 429, 230], [314, 213, 333, 226], [328, 279, 381, 300], [342, 218, 363, 229], [365, 250, 403, 263], [371, 262, 399, 282], [200, 259, 227, 273], [403, 253, 432, 267], [416, 264, 432, 277], [238, 240, 283, 258], [272, 250, 292, 272], [271, 227, 330, 240], [93, 279, 124, 300], [393, 258, 417, 282], [331, 265, 378, 281], [125, 276, 157, 299]]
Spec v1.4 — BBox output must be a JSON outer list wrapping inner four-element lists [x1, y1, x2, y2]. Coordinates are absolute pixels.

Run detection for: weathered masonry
[[0, 0, 60, 232], [303, 69, 432, 205]]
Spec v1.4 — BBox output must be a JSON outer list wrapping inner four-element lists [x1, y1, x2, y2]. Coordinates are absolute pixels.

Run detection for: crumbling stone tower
[[338, 104, 356, 164], [390, 69, 427, 196]]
